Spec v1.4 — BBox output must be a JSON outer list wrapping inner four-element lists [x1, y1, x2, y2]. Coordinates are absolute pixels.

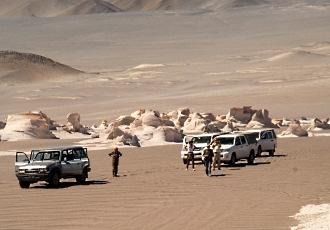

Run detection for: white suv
[[215, 133, 257, 165], [243, 129, 277, 156], [180, 133, 222, 164]]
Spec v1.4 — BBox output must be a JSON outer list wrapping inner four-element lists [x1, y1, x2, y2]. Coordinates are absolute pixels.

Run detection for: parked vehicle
[[180, 133, 222, 164], [15, 146, 91, 188], [215, 133, 257, 165], [242, 129, 277, 156]]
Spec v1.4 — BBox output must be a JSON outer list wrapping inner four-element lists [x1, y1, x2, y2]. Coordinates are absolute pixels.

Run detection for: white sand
[[291, 204, 330, 230]]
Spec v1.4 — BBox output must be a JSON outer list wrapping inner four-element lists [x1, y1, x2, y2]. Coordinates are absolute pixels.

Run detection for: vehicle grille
[[24, 169, 39, 174]]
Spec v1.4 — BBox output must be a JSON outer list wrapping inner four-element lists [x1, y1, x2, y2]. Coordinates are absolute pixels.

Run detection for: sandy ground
[[0, 137, 329, 230]]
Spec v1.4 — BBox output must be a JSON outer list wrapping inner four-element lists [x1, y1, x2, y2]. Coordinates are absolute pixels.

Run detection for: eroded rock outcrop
[[281, 120, 308, 137], [226, 106, 256, 123], [246, 109, 278, 129], [0, 111, 57, 140], [64, 112, 89, 134]]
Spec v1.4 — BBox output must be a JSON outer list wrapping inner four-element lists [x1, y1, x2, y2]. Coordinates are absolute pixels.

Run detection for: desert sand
[[0, 137, 330, 229], [0, 0, 330, 229]]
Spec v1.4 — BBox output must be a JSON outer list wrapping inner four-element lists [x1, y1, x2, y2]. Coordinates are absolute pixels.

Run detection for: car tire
[[269, 149, 275, 157], [229, 153, 236, 166], [247, 151, 255, 165], [19, 180, 30, 189], [257, 146, 262, 157], [48, 171, 60, 187], [76, 169, 88, 184]]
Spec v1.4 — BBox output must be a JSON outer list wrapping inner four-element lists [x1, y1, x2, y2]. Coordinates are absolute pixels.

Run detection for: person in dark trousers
[[202, 145, 214, 176], [186, 140, 196, 171], [108, 147, 122, 177]]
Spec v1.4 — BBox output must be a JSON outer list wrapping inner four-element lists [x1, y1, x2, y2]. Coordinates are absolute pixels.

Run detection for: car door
[[239, 136, 249, 158], [15, 152, 30, 171], [266, 131, 275, 150], [259, 131, 267, 151], [234, 137, 244, 159]]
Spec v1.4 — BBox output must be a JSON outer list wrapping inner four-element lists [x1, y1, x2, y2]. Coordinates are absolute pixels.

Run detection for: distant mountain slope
[[0, 0, 121, 17], [0, 51, 84, 83]]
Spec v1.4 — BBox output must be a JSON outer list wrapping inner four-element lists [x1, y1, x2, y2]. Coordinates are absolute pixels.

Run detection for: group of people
[[186, 138, 222, 176], [108, 139, 222, 178]]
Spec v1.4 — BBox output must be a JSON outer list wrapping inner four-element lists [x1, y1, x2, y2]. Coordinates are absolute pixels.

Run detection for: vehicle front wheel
[[229, 153, 236, 166], [19, 180, 30, 189], [48, 171, 60, 187], [76, 170, 88, 184], [247, 151, 255, 165]]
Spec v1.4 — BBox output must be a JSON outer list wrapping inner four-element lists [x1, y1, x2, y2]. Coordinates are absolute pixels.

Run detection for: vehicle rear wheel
[[257, 146, 262, 157], [76, 170, 88, 184], [229, 153, 236, 166], [247, 151, 255, 165], [19, 180, 30, 189], [48, 171, 60, 187], [269, 149, 275, 157]]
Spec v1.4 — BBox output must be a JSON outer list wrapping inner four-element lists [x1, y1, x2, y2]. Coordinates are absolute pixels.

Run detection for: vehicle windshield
[[218, 137, 234, 145], [193, 136, 212, 144], [33, 151, 60, 161]]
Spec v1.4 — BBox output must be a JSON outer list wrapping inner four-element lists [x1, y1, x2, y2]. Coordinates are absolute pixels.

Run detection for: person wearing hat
[[108, 147, 123, 177], [212, 139, 222, 171], [186, 140, 196, 171]]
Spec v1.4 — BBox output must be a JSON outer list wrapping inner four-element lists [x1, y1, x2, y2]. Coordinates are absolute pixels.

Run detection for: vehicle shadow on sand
[[257, 153, 287, 158], [222, 161, 271, 170], [31, 180, 109, 189]]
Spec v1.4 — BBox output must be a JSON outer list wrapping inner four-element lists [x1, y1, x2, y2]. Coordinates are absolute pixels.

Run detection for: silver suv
[[15, 146, 91, 188]]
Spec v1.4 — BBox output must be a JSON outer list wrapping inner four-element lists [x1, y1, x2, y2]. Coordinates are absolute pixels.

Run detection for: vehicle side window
[[76, 148, 87, 158], [267, 132, 272, 139], [261, 131, 267, 139], [235, 137, 241, 146], [61, 150, 68, 161], [73, 149, 81, 160], [66, 149, 76, 161], [240, 136, 246, 144]]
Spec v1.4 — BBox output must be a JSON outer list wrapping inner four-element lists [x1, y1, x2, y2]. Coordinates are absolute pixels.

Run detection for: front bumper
[[16, 173, 49, 183]]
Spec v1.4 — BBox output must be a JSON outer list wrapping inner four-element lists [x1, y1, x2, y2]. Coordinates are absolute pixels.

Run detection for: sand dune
[[0, 51, 83, 83], [266, 50, 330, 65], [0, 0, 120, 17]]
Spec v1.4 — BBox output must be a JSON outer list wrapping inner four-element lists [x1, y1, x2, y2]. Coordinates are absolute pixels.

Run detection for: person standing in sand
[[108, 147, 122, 177], [212, 139, 222, 171], [186, 140, 196, 171], [202, 145, 214, 176]]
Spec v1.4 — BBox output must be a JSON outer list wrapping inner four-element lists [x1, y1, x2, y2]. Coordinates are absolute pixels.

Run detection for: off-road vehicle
[[15, 146, 91, 188]]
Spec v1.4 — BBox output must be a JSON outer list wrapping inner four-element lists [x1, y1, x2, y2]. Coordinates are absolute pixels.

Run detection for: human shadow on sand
[[31, 180, 109, 189]]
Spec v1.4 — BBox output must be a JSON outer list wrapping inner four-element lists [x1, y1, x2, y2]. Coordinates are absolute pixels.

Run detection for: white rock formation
[[311, 118, 330, 130], [64, 112, 89, 134], [0, 112, 57, 140], [246, 109, 278, 129], [222, 121, 238, 133], [115, 115, 135, 126], [281, 120, 308, 137], [226, 106, 256, 124], [182, 113, 208, 133], [141, 110, 162, 127], [153, 126, 182, 142]]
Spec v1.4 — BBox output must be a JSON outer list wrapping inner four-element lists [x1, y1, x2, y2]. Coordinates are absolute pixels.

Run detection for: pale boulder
[[115, 115, 135, 126], [222, 121, 238, 133], [141, 110, 162, 127], [131, 109, 145, 118], [281, 120, 308, 137], [226, 106, 256, 123], [246, 109, 278, 129], [65, 112, 89, 134], [183, 113, 208, 133], [153, 126, 182, 142], [0, 112, 57, 140]]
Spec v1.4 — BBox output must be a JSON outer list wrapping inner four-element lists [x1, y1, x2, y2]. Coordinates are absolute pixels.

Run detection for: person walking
[[186, 140, 196, 171], [202, 145, 214, 176], [212, 139, 222, 171], [108, 147, 122, 177]]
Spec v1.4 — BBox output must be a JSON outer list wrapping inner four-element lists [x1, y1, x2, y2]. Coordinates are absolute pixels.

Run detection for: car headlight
[[39, 168, 47, 173]]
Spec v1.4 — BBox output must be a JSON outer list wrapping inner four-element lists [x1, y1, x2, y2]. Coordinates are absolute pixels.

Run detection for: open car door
[[15, 152, 30, 169]]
